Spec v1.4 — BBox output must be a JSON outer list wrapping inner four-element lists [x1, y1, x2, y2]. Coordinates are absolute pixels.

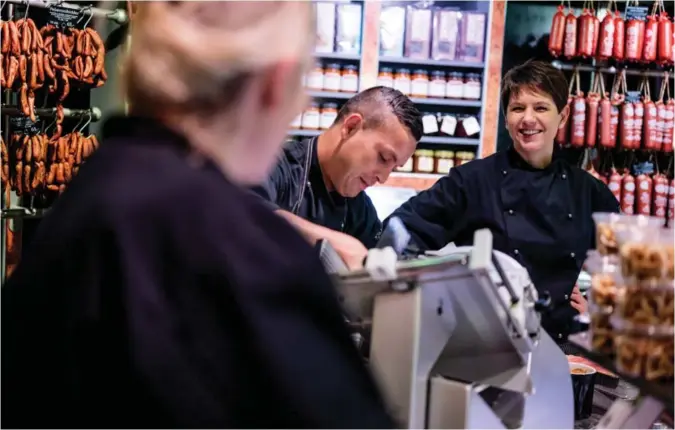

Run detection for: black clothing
[[387, 146, 620, 340], [250, 138, 382, 248], [1, 116, 394, 429]]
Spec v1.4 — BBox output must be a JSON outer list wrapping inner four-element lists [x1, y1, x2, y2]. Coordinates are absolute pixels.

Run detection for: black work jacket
[[387, 146, 620, 340]]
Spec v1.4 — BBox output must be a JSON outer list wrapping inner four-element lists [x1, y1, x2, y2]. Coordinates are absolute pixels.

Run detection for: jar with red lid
[[341, 65, 359, 93], [394, 68, 411, 96], [429, 71, 446, 98], [319, 103, 339, 129], [306, 63, 325, 90], [463, 73, 482, 100], [411, 69, 430, 98], [302, 103, 321, 130], [445, 72, 464, 99], [377, 67, 394, 88], [324, 63, 342, 92]]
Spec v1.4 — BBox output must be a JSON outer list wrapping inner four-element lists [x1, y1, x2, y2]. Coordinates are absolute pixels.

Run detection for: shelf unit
[[287, 129, 479, 147]]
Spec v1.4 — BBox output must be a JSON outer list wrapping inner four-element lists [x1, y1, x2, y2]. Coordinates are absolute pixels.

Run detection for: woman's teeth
[[520, 130, 542, 136]]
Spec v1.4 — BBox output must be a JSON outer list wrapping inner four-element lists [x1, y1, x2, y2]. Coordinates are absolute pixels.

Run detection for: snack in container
[[615, 279, 674, 326], [592, 213, 663, 256], [590, 312, 614, 355], [611, 315, 674, 383], [585, 251, 621, 355], [616, 226, 674, 284]]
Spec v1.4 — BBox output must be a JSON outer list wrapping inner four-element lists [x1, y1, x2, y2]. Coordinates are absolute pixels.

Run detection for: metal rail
[[1, 106, 102, 120], [552, 60, 674, 79], [3, 0, 128, 25]]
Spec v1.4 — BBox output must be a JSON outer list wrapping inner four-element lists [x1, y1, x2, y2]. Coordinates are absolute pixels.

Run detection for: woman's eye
[[510, 107, 524, 112], [536, 107, 548, 112]]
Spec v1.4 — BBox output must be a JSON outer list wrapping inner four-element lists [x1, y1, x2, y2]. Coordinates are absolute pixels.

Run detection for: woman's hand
[[570, 285, 588, 314]]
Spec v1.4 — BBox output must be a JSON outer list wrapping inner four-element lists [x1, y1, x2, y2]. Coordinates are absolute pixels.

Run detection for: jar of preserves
[[413, 149, 435, 173], [341, 65, 359, 93], [421, 112, 439, 135], [324, 63, 342, 92], [397, 157, 414, 173], [429, 71, 446, 98], [445, 72, 464, 99], [320, 103, 339, 129], [463, 73, 482, 100], [302, 103, 321, 130], [290, 114, 302, 129], [377, 67, 394, 88], [434, 151, 454, 174], [394, 68, 412, 96], [306, 63, 325, 90], [411, 69, 430, 98]]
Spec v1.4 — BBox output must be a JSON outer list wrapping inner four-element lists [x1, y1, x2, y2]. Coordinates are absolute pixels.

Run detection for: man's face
[[329, 113, 417, 198]]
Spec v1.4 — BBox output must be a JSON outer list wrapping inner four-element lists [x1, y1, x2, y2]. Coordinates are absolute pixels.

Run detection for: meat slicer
[[332, 229, 575, 429]]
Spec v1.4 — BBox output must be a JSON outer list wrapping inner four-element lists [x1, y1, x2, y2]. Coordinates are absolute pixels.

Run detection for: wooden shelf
[[314, 52, 361, 61], [306, 90, 355, 100]]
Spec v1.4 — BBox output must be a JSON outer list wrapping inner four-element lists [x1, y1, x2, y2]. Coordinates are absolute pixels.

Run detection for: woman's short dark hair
[[501, 60, 568, 113]]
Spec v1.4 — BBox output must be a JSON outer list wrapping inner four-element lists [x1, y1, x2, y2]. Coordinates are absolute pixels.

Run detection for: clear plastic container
[[616, 226, 674, 284], [590, 311, 614, 356], [615, 279, 674, 327], [584, 250, 621, 311], [592, 212, 665, 256]]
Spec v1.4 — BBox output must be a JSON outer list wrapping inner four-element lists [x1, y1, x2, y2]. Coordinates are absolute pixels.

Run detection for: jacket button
[[567, 213, 573, 219], [570, 252, 576, 258], [558, 333, 563, 339], [561, 174, 567, 179], [564, 294, 569, 300], [508, 209, 514, 215], [513, 249, 520, 255], [502, 170, 507, 175]]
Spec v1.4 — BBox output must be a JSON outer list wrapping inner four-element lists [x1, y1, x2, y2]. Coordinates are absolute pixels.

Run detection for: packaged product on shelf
[[434, 150, 454, 174], [379, 5, 406, 57], [341, 65, 359, 92], [315, 2, 336, 53], [413, 150, 435, 173], [397, 157, 414, 173], [404, 5, 432, 59], [458, 12, 487, 63], [320, 103, 338, 130], [377, 68, 394, 88], [421, 112, 439, 135], [411, 69, 430, 98], [302, 103, 321, 130], [306, 63, 325, 90], [323, 63, 342, 92], [445, 72, 464, 99], [336, 3, 362, 54], [429, 71, 446, 98], [431, 8, 461, 61], [394, 68, 411, 96], [290, 114, 302, 129], [462, 73, 482, 100], [439, 113, 458, 136], [456, 115, 481, 137], [455, 151, 475, 166], [584, 250, 620, 355]]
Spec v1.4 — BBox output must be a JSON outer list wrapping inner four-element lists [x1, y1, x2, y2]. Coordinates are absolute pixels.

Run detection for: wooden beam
[[481, 0, 506, 159]]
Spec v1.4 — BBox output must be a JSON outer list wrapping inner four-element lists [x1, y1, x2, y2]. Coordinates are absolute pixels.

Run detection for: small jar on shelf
[[377, 67, 395, 88], [411, 69, 429, 98], [341, 65, 359, 93], [290, 113, 302, 129], [302, 103, 321, 130], [429, 71, 446, 99], [413, 149, 435, 173], [434, 151, 454, 174], [324, 63, 342, 92], [397, 157, 414, 173], [319, 103, 339, 130], [445, 72, 464, 99], [463, 73, 482, 100], [394, 68, 412, 96], [306, 63, 325, 90]]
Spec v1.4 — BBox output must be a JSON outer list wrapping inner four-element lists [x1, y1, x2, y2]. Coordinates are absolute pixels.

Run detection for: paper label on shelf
[[462, 116, 481, 136], [324, 73, 342, 91], [47, 5, 81, 28], [440, 115, 457, 136], [410, 9, 432, 42], [9, 116, 41, 134], [306, 71, 324, 90], [341, 75, 359, 92], [422, 115, 439, 134]]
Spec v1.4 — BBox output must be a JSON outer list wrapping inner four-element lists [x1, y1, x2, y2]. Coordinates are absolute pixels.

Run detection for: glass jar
[[377, 67, 394, 88], [445, 72, 464, 99], [394, 68, 411, 96], [429, 71, 446, 98], [454, 151, 466, 166], [302, 103, 321, 130], [290, 113, 302, 129], [306, 63, 325, 90], [324, 63, 342, 92], [341, 65, 359, 93], [413, 149, 435, 173], [397, 157, 414, 173], [411, 69, 430, 98], [434, 151, 454, 174], [320, 103, 339, 129], [463, 73, 482, 100]]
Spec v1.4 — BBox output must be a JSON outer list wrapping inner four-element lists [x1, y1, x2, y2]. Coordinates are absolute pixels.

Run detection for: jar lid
[[431, 70, 446, 78], [413, 69, 428, 75], [308, 101, 320, 108], [323, 102, 339, 109], [344, 65, 358, 71], [446, 150, 455, 156], [326, 63, 341, 70], [415, 149, 435, 156], [397, 68, 411, 74], [380, 67, 393, 73], [422, 111, 436, 117]]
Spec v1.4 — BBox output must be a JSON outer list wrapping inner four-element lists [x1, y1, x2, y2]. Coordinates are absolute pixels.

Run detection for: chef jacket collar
[[306, 138, 346, 210], [504, 143, 565, 173]]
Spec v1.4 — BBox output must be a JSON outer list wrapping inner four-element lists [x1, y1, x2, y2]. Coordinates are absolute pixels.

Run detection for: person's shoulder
[[443, 150, 500, 180]]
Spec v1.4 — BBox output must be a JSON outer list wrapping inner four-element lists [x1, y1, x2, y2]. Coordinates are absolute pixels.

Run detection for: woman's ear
[[558, 104, 570, 129]]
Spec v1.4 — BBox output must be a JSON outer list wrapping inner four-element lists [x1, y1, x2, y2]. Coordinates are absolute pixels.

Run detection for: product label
[[319, 112, 337, 129], [9, 116, 41, 134], [301, 111, 320, 129], [306, 71, 324, 90], [463, 83, 481, 100], [625, 5, 649, 22], [323, 73, 341, 91], [422, 115, 439, 134], [438, 159, 453, 173], [418, 157, 434, 172], [47, 5, 81, 28], [411, 79, 429, 97], [429, 81, 445, 98], [340, 75, 359, 93], [394, 78, 411, 95], [440, 115, 457, 135], [445, 82, 462, 99], [377, 77, 394, 88]]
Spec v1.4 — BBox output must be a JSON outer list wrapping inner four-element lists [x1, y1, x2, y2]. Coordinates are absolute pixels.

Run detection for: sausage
[[9, 20, 20, 56], [669, 178, 675, 220], [43, 51, 55, 79], [19, 84, 30, 117], [1, 21, 9, 54], [20, 20, 31, 54], [83, 56, 93, 79], [549, 6, 566, 56], [585, 89, 600, 147], [644, 98, 658, 150], [36, 49, 45, 84], [564, 11, 578, 58], [598, 12, 615, 60], [29, 54, 37, 89], [592, 13, 600, 57], [74, 56, 84, 79], [621, 173, 636, 214], [14, 161, 22, 195], [636, 173, 653, 215], [663, 99, 674, 152], [642, 14, 659, 63], [625, 18, 643, 62], [59, 70, 70, 101], [656, 101, 667, 151], [556, 97, 572, 145], [577, 8, 594, 58], [571, 93, 586, 147], [658, 12, 673, 64], [18, 55, 27, 83], [633, 99, 644, 150], [608, 169, 622, 202], [620, 102, 635, 149], [6, 56, 18, 89], [653, 174, 669, 218]]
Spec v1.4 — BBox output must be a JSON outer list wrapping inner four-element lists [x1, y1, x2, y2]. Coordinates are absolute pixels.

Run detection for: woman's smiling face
[[505, 89, 569, 160]]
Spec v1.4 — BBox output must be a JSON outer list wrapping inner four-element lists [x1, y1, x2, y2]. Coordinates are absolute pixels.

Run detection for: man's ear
[[340, 113, 364, 140], [558, 104, 570, 129]]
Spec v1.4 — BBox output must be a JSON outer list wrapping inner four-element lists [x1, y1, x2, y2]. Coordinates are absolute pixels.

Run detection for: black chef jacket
[[1, 116, 394, 429], [251, 138, 382, 248], [387, 145, 620, 341]]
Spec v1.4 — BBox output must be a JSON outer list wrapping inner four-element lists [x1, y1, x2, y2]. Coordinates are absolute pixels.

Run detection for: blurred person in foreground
[[1, 2, 394, 428], [251, 86, 422, 269]]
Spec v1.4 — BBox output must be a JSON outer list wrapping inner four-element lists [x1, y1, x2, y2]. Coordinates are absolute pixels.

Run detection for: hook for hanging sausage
[[22, 0, 30, 18], [0, 1, 7, 13], [78, 112, 92, 133], [78, 5, 94, 28]]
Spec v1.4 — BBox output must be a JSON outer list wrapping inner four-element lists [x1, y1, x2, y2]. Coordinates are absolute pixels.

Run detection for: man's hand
[[328, 232, 369, 271], [570, 285, 588, 314]]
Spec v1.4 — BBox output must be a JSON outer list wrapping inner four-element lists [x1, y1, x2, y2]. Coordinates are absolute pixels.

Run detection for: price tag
[[632, 161, 655, 175], [48, 5, 82, 29], [9, 116, 41, 135], [625, 6, 649, 22], [625, 91, 642, 103]]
